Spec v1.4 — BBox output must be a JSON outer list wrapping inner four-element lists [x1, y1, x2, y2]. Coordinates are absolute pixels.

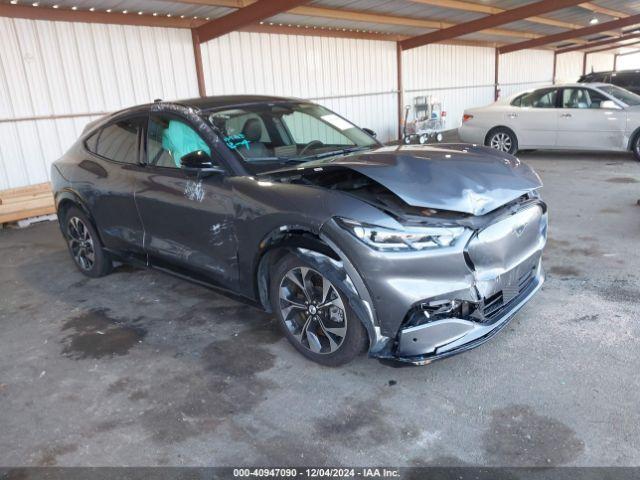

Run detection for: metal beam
[[397, 43, 404, 141], [191, 30, 207, 97], [499, 14, 640, 54], [555, 32, 640, 54], [0, 4, 201, 28], [239, 24, 408, 42], [619, 48, 640, 56], [579, 3, 628, 19], [400, 0, 586, 51], [195, 0, 310, 43], [494, 49, 500, 100], [155, 0, 558, 42], [584, 40, 640, 55], [409, 0, 585, 31], [261, 6, 543, 41]]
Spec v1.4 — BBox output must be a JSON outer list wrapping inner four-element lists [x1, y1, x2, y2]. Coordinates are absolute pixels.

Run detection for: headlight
[[337, 218, 465, 251]]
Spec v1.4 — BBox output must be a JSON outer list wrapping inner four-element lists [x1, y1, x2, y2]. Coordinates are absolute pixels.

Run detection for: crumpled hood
[[276, 144, 543, 216]]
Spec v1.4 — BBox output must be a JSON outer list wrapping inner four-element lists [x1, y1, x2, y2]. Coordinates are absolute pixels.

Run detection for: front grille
[[481, 268, 535, 321]]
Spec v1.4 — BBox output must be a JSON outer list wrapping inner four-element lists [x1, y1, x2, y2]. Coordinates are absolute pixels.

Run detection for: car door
[[508, 88, 559, 148], [81, 115, 147, 257], [557, 87, 626, 150], [134, 112, 240, 289]]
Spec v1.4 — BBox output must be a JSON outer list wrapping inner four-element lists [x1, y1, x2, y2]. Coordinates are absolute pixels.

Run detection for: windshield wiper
[[302, 145, 373, 160], [245, 156, 306, 164]]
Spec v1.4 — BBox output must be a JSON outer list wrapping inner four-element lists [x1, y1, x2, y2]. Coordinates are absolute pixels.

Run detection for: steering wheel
[[299, 140, 324, 156]]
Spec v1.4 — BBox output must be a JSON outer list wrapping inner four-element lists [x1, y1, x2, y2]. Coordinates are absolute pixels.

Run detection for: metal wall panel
[[498, 49, 554, 98], [617, 53, 640, 71], [556, 52, 583, 84], [586, 53, 615, 74], [555, 52, 616, 83], [0, 17, 198, 190], [200, 31, 399, 142], [402, 44, 496, 129]]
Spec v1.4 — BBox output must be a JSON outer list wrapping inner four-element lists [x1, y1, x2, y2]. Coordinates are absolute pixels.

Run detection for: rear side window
[[90, 119, 141, 164], [516, 89, 558, 108]]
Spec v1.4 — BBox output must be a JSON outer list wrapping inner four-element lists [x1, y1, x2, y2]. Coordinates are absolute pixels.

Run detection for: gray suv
[[51, 95, 547, 366]]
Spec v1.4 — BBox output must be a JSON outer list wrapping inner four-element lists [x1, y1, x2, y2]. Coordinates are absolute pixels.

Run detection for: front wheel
[[486, 128, 518, 155], [269, 254, 367, 366]]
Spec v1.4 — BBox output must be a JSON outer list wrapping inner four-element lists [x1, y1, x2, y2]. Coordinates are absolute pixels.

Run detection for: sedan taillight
[[462, 114, 473, 123]]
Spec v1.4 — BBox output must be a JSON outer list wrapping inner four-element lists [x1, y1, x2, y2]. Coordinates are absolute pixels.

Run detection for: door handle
[[561, 113, 572, 118], [507, 113, 518, 118]]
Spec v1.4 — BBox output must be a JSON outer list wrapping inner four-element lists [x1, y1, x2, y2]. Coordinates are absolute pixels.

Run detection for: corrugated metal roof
[[267, 13, 427, 37], [310, 0, 486, 23], [7, 0, 640, 49], [24, 0, 234, 19]]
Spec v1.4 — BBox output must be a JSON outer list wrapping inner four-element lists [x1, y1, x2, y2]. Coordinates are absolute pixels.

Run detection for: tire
[[486, 127, 518, 155], [62, 206, 113, 278], [631, 134, 640, 161], [269, 253, 367, 366]]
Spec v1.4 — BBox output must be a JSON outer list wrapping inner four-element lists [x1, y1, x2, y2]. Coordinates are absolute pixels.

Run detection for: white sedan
[[459, 83, 640, 161]]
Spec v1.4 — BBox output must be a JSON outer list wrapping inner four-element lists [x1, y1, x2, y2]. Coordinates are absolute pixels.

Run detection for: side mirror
[[362, 127, 377, 138], [181, 150, 214, 168], [180, 150, 226, 177], [601, 100, 621, 110]]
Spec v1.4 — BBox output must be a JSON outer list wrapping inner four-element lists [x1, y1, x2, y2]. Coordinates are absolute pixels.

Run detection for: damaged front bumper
[[320, 199, 547, 366], [391, 261, 543, 365]]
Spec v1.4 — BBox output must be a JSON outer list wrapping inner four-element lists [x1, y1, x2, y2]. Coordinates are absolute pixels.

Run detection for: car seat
[[241, 118, 270, 158]]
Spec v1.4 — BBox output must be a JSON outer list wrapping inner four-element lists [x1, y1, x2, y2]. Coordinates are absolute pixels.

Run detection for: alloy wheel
[[278, 267, 348, 354], [67, 216, 95, 271], [490, 132, 512, 152]]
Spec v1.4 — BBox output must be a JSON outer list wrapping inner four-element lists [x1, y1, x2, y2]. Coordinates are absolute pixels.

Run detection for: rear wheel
[[269, 253, 367, 366], [63, 206, 112, 278], [486, 127, 518, 155]]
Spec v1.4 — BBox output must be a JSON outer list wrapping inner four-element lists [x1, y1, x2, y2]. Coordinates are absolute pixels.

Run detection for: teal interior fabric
[[162, 120, 211, 167]]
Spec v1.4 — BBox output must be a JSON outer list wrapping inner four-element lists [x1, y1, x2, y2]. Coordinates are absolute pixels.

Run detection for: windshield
[[598, 85, 640, 106], [206, 102, 378, 169]]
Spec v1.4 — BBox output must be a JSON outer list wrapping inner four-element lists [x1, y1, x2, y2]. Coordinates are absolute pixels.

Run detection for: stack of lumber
[[0, 182, 55, 224]]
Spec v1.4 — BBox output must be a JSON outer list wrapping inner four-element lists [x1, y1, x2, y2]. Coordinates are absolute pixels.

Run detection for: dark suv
[[52, 95, 547, 366], [579, 69, 640, 95]]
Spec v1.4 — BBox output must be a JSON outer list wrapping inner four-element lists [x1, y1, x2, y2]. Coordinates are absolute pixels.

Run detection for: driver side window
[[561, 88, 608, 109], [147, 115, 212, 169]]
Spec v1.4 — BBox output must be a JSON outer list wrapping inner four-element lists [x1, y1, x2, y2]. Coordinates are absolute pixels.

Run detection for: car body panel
[[267, 144, 542, 216], [135, 169, 240, 288], [510, 107, 558, 148], [557, 107, 626, 150]]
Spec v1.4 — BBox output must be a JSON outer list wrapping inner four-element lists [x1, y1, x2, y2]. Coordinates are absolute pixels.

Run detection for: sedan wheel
[[278, 266, 347, 355], [489, 132, 513, 153], [67, 216, 96, 271]]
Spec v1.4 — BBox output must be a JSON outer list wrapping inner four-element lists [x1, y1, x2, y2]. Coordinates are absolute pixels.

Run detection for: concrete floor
[[1, 151, 639, 467]]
